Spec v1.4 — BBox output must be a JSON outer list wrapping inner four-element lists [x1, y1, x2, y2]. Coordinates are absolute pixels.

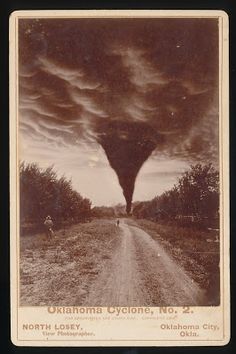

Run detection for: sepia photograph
[[9, 9, 231, 346], [17, 15, 222, 310]]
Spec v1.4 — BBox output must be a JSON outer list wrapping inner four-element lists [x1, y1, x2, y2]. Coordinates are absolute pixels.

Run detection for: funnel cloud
[[97, 120, 162, 213], [18, 18, 219, 211]]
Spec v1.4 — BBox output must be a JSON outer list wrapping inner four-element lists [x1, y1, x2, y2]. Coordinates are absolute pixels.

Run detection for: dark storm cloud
[[19, 18, 219, 212], [19, 18, 218, 158]]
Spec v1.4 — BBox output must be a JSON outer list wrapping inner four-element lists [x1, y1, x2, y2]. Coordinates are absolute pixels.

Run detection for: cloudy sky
[[18, 17, 219, 206]]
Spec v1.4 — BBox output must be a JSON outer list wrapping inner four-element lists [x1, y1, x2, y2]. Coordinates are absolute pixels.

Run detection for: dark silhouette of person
[[116, 219, 120, 227], [44, 215, 54, 237]]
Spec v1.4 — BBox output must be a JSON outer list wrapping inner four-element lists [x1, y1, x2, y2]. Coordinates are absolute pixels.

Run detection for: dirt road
[[20, 218, 207, 306], [83, 219, 205, 306]]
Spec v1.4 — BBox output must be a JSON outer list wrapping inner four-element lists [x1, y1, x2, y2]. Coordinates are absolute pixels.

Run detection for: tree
[[92, 206, 115, 217], [177, 163, 219, 218], [132, 163, 219, 223], [20, 161, 92, 224]]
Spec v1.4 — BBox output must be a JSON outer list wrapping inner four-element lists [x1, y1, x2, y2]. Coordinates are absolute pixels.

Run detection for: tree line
[[20, 162, 92, 227], [132, 163, 219, 227], [20, 162, 219, 231]]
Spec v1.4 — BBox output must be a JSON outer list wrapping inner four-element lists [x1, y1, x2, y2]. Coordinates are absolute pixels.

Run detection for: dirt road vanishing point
[[83, 219, 205, 307]]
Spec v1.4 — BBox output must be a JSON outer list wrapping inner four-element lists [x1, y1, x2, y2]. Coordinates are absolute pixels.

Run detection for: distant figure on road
[[44, 215, 54, 238], [116, 219, 120, 227]]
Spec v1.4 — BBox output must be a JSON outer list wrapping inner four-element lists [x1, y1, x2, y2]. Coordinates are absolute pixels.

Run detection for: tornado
[[97, 120, 161, 214], [18, 19, 219, 214]]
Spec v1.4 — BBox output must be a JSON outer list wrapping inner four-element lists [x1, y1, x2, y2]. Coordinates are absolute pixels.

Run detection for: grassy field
[[127, 218, 220, 305], [20, 218, 120, 306]]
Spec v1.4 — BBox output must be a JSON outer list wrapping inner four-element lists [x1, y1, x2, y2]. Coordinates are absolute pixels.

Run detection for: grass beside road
[[128, 218, 220, 306], [20, 218, 120, 306]]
